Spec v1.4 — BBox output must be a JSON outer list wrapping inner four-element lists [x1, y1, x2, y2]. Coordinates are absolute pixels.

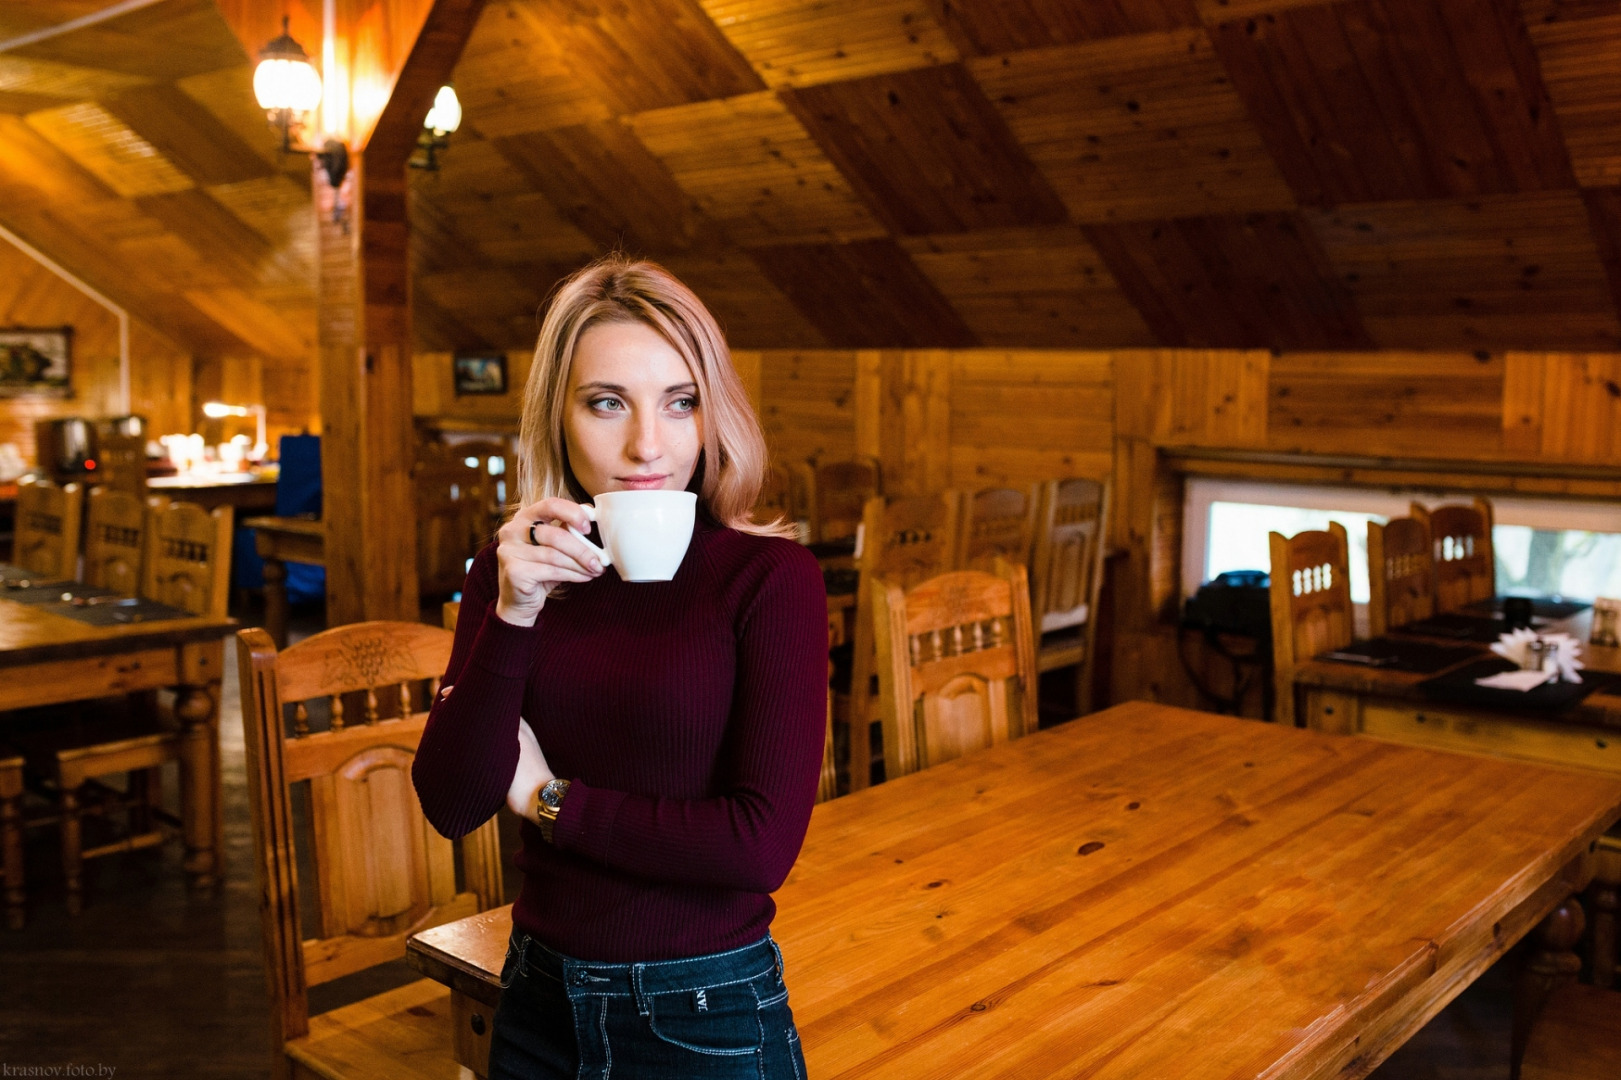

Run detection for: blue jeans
[[487, 932, 808, 1080]]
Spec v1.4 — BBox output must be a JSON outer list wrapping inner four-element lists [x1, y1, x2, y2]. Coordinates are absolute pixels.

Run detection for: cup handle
[[567, 504, 610, 567]]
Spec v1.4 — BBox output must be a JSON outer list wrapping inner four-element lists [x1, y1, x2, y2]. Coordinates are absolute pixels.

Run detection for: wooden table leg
[[262, 556, 289, 649], [177, 680, 222, 889], [1511, 895, 1586, 1080], [1, 764, 25, 930]]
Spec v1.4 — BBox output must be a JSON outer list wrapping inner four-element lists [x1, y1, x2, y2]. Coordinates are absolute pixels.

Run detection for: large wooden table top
[[410, 701, 1621, 1080], [0, 592, 235, 667]]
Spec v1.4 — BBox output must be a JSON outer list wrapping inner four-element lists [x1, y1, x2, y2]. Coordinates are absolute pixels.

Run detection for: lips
[[616, 474, 669, 490]]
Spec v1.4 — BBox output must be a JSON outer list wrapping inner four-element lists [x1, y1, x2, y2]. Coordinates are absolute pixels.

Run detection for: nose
[[627, 409, 663, 464]]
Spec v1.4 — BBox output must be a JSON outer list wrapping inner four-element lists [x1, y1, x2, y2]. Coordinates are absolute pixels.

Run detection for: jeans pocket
[[497, 935, 526, 989], [645, 982, 764, 1056]]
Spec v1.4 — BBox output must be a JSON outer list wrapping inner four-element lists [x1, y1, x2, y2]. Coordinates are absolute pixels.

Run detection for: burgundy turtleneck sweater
[[411, 515, 827, 963]]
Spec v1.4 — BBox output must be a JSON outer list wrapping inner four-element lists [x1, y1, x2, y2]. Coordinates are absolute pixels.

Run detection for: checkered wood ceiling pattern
[[414, 0, 1621, 352], [8, 0, 1621, 359]]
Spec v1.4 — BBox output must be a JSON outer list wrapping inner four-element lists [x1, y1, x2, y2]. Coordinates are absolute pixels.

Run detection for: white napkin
[[1475, 668, 1555, 691], [1486, 628, 1584, 686]]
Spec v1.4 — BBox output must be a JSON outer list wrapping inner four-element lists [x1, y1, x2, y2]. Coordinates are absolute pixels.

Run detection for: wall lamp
[[202, 401, 267, 462], [410, 85, 463, 172], [251, 16, 348, 190]]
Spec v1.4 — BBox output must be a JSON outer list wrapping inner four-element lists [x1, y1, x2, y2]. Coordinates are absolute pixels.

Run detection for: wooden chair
[[14, 477, 82, 581], [1412, 497, 1495, 612], [415, 453, 488, 597], [1367, 515, 1435, 637], [442, 599, 461, 633], [756, 460, 808, 535], [82, 487, 151, 595], [236, 621, 505, 1080], [818, 623, 838, 804], [807, 457, 880, 544], [92, 428, 147, 498], [844, 491, 963, 790], [1268, 523, 1353, 728], [1028, 478, 1111, 716], [957, 485, 1038, 572], [141, 500, 234, 617], [18, 498, 230, 913], [1, 750, 23, 929], [872, 563, 1038, 779]]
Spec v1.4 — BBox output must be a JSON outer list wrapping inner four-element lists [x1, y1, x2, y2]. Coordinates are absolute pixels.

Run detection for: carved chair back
[[873, 564, 1039, 779], [235, 621, 504, 1056]]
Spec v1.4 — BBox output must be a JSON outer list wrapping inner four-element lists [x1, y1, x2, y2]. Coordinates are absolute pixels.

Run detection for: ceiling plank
[[1084, 212, 1372, 348], [1210, 0, 1575, 205], [102, 81, 275, 186], [971, 29, 1298, 224], [928, 0, 1200, 56], [782, 62, 1068, 235], [750, 238, 977, 346], [495, 120, 721, 252]]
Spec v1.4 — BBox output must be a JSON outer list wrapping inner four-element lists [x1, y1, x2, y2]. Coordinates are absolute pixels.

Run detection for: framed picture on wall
[[452, 352, 508, 396], [0, 326, 72, 397]]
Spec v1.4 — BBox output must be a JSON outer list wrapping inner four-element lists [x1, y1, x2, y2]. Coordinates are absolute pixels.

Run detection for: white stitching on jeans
[[787, 1028, 803, 1080], [599, 998, 611, 1080]]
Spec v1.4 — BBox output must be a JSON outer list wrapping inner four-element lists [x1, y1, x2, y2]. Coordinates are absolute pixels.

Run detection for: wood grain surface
[[410, 701, 1621, 1080]]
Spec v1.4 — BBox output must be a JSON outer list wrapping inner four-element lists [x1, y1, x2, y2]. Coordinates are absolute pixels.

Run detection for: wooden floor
[[0, 603, 1519, 1079]]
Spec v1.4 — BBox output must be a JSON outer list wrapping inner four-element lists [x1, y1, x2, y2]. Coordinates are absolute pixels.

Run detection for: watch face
[[540, 780, 567, 811]]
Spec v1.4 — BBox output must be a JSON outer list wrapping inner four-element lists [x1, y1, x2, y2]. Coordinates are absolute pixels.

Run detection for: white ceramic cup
[[568, 490, 697, 582]]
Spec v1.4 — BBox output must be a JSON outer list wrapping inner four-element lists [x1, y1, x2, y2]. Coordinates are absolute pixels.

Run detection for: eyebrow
[[576, 381, 698, 394]]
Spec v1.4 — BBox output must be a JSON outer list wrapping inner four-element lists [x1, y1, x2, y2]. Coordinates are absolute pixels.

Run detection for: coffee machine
[[34, 417, 95, 484]]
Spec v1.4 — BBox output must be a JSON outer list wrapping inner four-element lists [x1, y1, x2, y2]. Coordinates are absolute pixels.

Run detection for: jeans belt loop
[[631, 963, 651, 1017], [769, 937, 785, 985]]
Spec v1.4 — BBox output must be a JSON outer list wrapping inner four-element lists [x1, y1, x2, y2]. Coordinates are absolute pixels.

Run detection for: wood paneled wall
[[0, 239, 191, 464], [412, 345, 1621, 711]]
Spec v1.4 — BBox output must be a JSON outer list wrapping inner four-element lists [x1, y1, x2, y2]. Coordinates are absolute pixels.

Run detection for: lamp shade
[[423, 85, 462, 135], [253, 18, 322, 114]]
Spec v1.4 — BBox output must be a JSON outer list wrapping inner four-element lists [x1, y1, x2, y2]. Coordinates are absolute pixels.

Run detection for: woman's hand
[[506, 718, 555, 825], [495, 497, 604, 626]]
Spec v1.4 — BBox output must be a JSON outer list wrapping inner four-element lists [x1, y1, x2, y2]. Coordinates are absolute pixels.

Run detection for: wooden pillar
[[315, 154, 419, 625]]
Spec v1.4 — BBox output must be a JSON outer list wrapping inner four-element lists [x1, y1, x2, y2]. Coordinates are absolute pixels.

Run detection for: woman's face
[[562, 320, 704, 498]]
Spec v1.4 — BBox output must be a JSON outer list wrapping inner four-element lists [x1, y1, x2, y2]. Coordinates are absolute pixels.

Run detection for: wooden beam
[[313, 0, 488, 627]]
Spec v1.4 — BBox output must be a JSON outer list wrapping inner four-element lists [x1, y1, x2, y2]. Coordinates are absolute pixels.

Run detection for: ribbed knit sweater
[[411, 515, 828, 962]]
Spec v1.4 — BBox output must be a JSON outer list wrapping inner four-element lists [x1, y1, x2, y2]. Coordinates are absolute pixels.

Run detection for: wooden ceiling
[[7, 0, 1621, 359]]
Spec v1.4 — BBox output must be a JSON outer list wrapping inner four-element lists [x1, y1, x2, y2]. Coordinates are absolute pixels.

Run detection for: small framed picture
[[453, 352, 508, 396], [0, 325, 72, 397], [1592, 597, 1621, 649]]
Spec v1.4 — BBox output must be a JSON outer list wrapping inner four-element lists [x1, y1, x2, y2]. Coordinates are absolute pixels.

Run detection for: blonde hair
[[517, 255, 791, 537]]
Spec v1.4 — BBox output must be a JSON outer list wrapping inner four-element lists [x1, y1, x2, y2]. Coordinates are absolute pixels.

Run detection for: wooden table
[[148, 472, 278, 513], [407, 701, 1621, 1079], [0, 591, 235, 889], [242, 515, 324, 648], [1294, 622, 1621, 775]]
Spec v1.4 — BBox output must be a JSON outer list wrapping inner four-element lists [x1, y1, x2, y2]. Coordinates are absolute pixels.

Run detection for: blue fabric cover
[[232, 434, 325, 602]]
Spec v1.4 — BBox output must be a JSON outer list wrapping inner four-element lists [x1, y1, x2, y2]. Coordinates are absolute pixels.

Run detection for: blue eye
[[589, 397, 624, 412], [671, 396, 697, 413]]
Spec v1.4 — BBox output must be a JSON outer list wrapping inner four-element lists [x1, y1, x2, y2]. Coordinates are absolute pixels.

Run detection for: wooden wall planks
[[0, 239, 192, 461]]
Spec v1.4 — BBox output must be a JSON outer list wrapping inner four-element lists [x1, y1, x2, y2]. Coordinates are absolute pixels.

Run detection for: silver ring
[[528, 522, 539, 546]]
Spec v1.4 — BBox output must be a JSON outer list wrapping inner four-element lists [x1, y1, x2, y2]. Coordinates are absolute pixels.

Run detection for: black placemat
[[1416, 657, 1616, 714], [39, 596, 194, 626], [1315, 637, 1482, 674], [1, 581, 83, 604], [1395, 613, 1508, 643], [1460, 596, 1592, 620]]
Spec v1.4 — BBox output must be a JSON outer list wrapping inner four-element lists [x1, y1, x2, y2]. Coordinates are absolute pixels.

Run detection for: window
[[1183, 479, 1621, 605]]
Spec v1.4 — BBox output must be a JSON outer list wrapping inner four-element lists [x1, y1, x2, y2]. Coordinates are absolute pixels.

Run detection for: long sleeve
[[412, 545, 539, 839], [550, 544, 827, 893]]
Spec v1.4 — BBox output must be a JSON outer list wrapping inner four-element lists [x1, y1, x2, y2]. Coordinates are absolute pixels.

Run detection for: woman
[[412, 255, 827, 1079]]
